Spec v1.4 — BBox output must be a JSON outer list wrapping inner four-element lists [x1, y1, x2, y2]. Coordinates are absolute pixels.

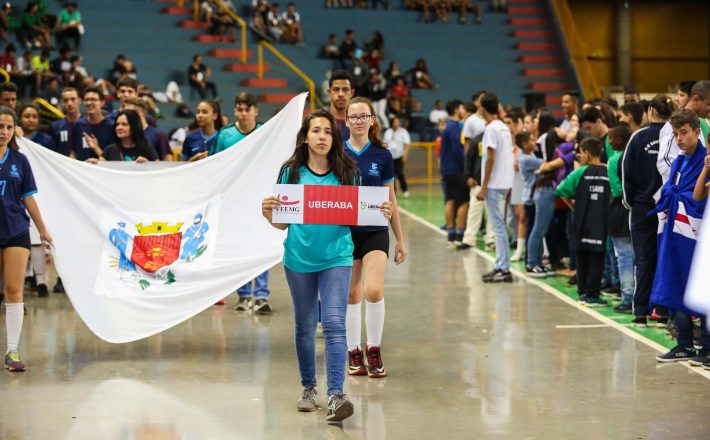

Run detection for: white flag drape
[[20, 94, 307, 343], [685, 201, 710, 324]]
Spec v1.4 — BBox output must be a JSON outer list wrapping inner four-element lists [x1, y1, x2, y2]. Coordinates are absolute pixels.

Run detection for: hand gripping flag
[[19, 94, 308, 342]]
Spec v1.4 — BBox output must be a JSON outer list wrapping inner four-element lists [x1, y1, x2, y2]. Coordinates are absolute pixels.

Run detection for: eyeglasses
[[347, 114, 373, 123]]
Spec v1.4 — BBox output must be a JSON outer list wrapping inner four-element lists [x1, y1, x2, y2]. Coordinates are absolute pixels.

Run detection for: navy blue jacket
[[621, 122, 664, 207]]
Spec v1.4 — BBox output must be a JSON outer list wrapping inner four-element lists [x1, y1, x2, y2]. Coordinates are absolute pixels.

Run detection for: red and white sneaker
[[348, 348, 367, 376], [366, 345, 387, 378]]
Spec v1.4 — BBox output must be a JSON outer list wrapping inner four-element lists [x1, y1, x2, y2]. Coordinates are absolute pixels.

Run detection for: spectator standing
[[619, 102, 643, 133], [55, 2, 82, 50], [72, 87, 116, 161], [365, 71, 388, 129], [50, 86, 81, 156], [188, 55, 218, 100], [555, 138, 611, 307], [383, 117, 411, 196], [558, 92, 579, 132], [19, 103, 54, 150], [326, 69, 354, 141], [440, 99, 468, 246], [477, 93, 515, 282], [0, 81, 17, 110], [674, 80, 696, 109], [623, 88, 640, 104]]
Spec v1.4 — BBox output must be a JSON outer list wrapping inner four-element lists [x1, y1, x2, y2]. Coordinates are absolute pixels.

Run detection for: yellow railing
[[0, 67, 9, 82], [258, 40, 316, 112], [213, 0, 248, 64], [407, 142, 437, 184], [549, 0, 601, 100], [33, 97, 65, 119]]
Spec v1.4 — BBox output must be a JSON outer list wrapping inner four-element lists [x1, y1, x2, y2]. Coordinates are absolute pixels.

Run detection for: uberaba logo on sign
[[360, 201, 380, 211]]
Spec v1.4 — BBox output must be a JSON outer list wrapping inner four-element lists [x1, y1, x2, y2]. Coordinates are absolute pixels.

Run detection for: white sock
[[516, 238, 526, 254], [346, 303, 361, 351], [6, 303, 24, 353], [365, 299, 385, 347], [31, 247, 46, 285]]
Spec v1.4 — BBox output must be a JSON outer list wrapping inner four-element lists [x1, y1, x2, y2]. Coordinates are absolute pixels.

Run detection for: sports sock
[[365, 299, 385, 347], [31, 247, 46, 285], [6, 303, 24, 353], [346, 303, 361, 351]]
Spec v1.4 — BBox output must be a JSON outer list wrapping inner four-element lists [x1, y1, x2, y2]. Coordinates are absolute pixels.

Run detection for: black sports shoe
[[37, 284, 49, 298], [630, 316, 647, 327], [688, 349, 710, 367], [366, 346, 387, 378], [326, 393, 354, 422], [482, 270, 513, 283], [613, 303, 633, 314], [656, 346, 697, 363], [584, 296, 609, 308], [348, 348, 367, 376], [253, 298, 272, 315], [567, 275, 577, 286], [457, 243, 473, 250], [602, 285, 621, 295], [53, 277, 65, 294], [527, 265, 549, 278]]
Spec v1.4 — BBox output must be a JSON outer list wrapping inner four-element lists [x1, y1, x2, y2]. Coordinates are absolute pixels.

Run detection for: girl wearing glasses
[[343, 97, 407, 379]]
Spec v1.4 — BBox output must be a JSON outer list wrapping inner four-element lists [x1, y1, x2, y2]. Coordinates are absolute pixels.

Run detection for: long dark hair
[[199, 99, 224, 131], [0, 106, 18, 150], [649, 94, 675, 120], [116, 109, 151, 153], [281, 110, 358, 185], [346, 96, 386, 149]]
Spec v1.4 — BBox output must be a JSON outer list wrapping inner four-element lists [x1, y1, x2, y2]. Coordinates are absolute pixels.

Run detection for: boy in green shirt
[[555, 137, 611, 307]]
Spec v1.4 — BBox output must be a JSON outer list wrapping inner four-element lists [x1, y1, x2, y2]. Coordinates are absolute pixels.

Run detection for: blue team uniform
[[181, 130, 218, 160], [0, 148, 38, 243], [49, 117, 76, 156], [29, 131, 56, 151], [344, 140, 394, 233], [72, 116, 117, 161]]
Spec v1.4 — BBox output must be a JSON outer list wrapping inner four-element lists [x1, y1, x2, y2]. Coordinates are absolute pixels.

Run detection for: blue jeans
[[602, 238, 619, 288], [237, 270, 270, 299], [611, 236, 634, 304], [284, 266, 351, 396], [526, 187, 555, 268], [486, 188, 510, 271]]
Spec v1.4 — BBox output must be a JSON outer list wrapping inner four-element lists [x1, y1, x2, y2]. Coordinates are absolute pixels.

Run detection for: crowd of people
[[430, 80, 710, 370]]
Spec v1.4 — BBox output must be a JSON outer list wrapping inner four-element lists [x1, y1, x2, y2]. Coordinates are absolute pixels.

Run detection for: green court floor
[[398, 185, 677, 350]]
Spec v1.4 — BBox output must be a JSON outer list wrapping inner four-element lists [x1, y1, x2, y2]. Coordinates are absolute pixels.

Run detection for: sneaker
[[655, 316, 669, 328], [234, 297, 251, 311], [37, 283, 49, 298], [631, 316, 647, 327], [567, 275, 577, 286], [296, 385, 317, 412], [253, 298, 272, 315], [4, 351, 25, 372], [613, 303, 633, 314], [703, 360, 710, 370], [688, 349, 710, 367], [453, 233, 463, 247], [366, 346, 387, 378], [656, 346, 697, 363], [53, 278, 65, 294], [584, 296, 609, 308], [348, 348, 367, 376], [326, 393, 354, 422], [578, 294, 588, 304], [482, 269, 513, 283], [25, 276, 37, 291], [602, 285, 621, 295], [457, 243, 473, 250], [528, 265, 549, 278]]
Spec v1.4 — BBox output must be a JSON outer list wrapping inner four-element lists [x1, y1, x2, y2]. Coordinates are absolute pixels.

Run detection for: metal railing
[[0, 67, 9, 82], [213, 0, 248, 64], [258, 40, 316, 112], [33, 97, 65, 119], [407, 142, 437, 184], [549, 0, 601, 100]]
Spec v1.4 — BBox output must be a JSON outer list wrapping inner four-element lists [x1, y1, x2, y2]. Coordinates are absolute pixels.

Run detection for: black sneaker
[[613, 303, 633, 314], [453, 233, 463, 247], [656, 346, 697, 363], [656, 317, 669, 328], [366, 345, 387, 378], [584, 296, 609, 308], [567, 275, 577, 286], [348, 348, 367, 376], [631, 316, 647, 327], [253, 298, 272, 315], [53, 278, 65, 294], [234, 297, 251, 311], [457, 243, 473, 250], [703, 359, 710, 370], [578, 294, 588, 304], [528, 266, 549, 278], [482, 269, 513, 283], [37, 284, 49, 298], [326, 393, 354, 422], [602, 285, 621, 295], [688, 349, 710, 367]]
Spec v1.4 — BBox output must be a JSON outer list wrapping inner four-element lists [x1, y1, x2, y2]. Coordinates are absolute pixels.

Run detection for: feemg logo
[[277, 194, 301, 214]]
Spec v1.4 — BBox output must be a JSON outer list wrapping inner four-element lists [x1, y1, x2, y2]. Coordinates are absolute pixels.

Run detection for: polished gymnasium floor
[[2, 214, 710, 439]]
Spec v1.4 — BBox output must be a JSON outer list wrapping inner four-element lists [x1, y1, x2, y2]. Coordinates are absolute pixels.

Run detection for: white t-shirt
[[383, 127, 411, 160], [463, 113, 486, 141], [429, 109, 448, 124], [657, 121, 707, 184], [481, 119, 515, 189], [281, 11, 300, 24]]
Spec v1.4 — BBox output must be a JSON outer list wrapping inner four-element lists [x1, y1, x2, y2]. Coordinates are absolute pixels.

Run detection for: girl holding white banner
[[262, 110, 392, 423], [344, 97, 407, 379], [0, 107, 52, 372]]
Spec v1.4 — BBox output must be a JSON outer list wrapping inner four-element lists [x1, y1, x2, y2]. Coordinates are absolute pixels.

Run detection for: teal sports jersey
[[210, 123, 262, 156], [279, 165, 354, 273]]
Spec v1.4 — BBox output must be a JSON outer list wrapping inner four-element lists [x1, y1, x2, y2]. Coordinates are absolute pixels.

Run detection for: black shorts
[[0, 231, 31, 251], [443, 173, 470, 204], [351, 230, 390, 260]]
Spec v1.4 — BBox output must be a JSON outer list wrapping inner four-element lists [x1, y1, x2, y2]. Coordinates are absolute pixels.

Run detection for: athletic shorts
[[0, 231, 31, 251], [352, 230, 390, 260], [443, 173, 470, 204]]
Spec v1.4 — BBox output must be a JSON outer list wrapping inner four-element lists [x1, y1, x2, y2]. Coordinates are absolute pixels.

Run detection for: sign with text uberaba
[[272, 184, 389, 226]]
